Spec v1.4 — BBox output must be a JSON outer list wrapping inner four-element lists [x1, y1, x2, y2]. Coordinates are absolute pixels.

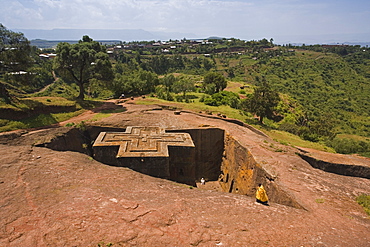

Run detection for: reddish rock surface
[[0, 100, 369, 246]]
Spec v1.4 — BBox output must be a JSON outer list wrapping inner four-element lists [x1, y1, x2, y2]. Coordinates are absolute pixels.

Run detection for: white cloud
[[2, 0, 255, 30], [1, 0, 369, 42]]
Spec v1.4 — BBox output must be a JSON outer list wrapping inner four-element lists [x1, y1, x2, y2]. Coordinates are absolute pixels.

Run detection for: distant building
[[8, 71, 28, 75], [107, 50, 114, 58], [39, 53, 56, 59]]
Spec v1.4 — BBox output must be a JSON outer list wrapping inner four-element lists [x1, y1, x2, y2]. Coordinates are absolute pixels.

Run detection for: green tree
[[0, 24, 32, 73], [151, 54, 169, 74], [203, 91, 241, 108], [203, 58, 214, 71], [308, 113, 337, 140], [170, 54, 185, 70], [155, 74, 177, 101], [0, 24, 33, 102], [161, 74, 176, 91], [172, 76, 195, 101], [112, 69, 158, 97], [203, 72, 227, 94], [245, 80, 280, 124], [54, 35, 113, 100]]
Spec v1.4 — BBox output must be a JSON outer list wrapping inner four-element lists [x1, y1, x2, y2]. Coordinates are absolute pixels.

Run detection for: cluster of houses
[[106, 39, 210, 55], [36, 38, 298, 60]]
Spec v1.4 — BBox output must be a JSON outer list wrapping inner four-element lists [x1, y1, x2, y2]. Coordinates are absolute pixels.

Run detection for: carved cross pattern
[[93, 126, 195, 157]]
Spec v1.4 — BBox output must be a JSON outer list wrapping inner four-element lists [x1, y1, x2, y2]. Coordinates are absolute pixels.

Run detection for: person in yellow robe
[[256, 183, 269, 205]]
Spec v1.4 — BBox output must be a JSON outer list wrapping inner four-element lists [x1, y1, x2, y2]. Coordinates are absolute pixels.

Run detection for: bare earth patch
[[0, 100, 369, 246]]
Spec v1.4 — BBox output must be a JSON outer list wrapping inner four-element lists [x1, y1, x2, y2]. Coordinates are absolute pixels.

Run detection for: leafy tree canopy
[[202, 91, 241, 109], [0, 24, 32, 73], [172, 76, 195, 99], [203, 72, 227, 94], [0, 23, 33, 102], [112, 69, 159, 97], [244, 79, 280, 124], [54, 35, 113, 99]]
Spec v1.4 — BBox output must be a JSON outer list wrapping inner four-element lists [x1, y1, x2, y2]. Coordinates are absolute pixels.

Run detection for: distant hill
[[14, 28, 198, 42], [254, 49, 370, 137]]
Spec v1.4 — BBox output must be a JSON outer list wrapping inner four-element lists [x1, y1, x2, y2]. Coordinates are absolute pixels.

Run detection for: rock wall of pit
[[298, 153, 370, 179], [168, 128, 224, 185], [220, 134, 303, 209]]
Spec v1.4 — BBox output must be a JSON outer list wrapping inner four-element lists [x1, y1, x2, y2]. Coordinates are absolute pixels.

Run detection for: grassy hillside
[[214, 48, 370, 138], [264, 50, 369, 136], [0, 95, 102, 132], [1, 42, 369, 156]]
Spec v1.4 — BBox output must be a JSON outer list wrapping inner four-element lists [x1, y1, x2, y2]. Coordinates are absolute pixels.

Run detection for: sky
[[1, 0, 370, 43]]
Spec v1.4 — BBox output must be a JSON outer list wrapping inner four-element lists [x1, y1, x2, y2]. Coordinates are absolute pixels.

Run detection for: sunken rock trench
[[41, 125, 302, 208]]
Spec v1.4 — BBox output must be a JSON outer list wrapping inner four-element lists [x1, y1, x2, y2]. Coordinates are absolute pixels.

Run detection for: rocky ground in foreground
[[0, 100, 369, 246]]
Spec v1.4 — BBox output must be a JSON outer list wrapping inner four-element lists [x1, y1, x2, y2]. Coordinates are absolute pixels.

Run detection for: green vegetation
[[112, 69, 159, 98], [326, 137, 370, 156], [1, 23, 369, 156], [0, 96, 102, 132], [0, 24, 54, 102], [356, 194, 370, 216], [87, 108, 126, 122], [97, 241, 113, 247], [265, 130, 335, 153], [0, 110, 85, 132], [203, 71, 227, 94], [315, 198, 325, 203], [54, 35, 114, 99], [200, 91, 241, 109], [136, 95, 246, 121], [242, 79, 280, 124]]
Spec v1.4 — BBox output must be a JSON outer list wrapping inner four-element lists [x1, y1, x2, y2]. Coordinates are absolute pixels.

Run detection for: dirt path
[[58, 99, 123, 126]]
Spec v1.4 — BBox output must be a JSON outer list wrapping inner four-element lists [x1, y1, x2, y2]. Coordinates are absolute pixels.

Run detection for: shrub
[[76, 121, 87, 131], [203, 97, 219, 106], [326, 137, 370, 154], [155, 85, 174, 101], [175, 95, 185, 102], [301, 131, 320, 142], [203, 91, 241, 109], [278, 123, 300, 135], [356, 194, 370, 215]]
